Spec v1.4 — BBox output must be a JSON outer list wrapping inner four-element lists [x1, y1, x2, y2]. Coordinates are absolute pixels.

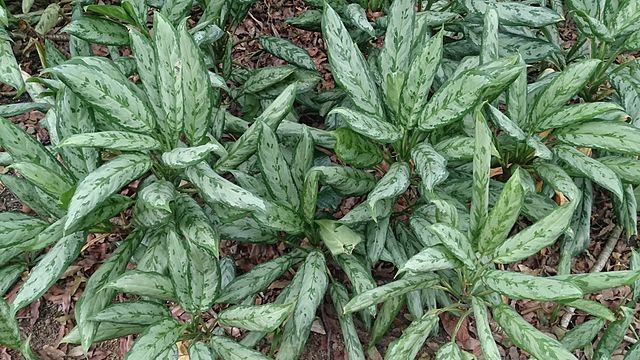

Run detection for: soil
[[1, 0, 639, 359]]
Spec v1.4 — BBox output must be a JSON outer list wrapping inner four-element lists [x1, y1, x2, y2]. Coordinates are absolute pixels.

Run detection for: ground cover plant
[[0, 0, 640, 359]]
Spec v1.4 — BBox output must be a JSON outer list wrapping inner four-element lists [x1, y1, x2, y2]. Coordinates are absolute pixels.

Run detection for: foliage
[[0, 0, 639, 359]]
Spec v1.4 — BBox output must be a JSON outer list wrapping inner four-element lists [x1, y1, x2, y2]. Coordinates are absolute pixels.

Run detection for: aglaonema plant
[[337, 109, 640, 359], [0, 10, 314, 358]]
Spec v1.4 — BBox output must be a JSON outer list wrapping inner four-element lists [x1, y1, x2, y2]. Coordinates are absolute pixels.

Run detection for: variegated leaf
[[493, 202, 575, 263], [258, 123, 300, 210], [384, 312, 438, 360], [529, 60, 600, 126], [154, 12, 183, 147], [260, 36, 316, 71], [48, 57, 155, 132], [162, 143, 224, 169], [210, 336, 270, 360], [0, 213, 48, 249], [91, 301, 170, 326], [476, 168, 526, 255], [75, 234, 139, 351], [167, 228, 220, 313], [12, 232, 85, 313], [174, 194, 219, 256], [218, 303, 293, 332], [276, 251, 328, 360], [471, 298, 501, 360], [65, 154, 151, 232], [483, 270, 582, 301], [343, 273, 439, 314], [215, 253, 299, 304], [492, 304, 578, 360], [555, 145, 624, 201], [411, 142, 448, 192], [124, 318, 185, 360], [63, 17, 129, 46], [329, 283, 365, 360], [322, 5, 385, 121], [186, 162, 266, 213], [367, 162, 410, 218], [107, 270, 176, 301]]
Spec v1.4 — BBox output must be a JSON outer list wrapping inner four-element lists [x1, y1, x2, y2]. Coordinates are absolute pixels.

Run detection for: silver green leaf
[[493, 202, 575, 263], [167, 228, 220, 313], [343, 273, 439, 314], [75, 234, 139, 351], [469, 110, 492, 241], [215, 253, 298, 304], [210, 336, 270, 360], [179, 21, 214, 145], [260, 36, 316, 71], [174, 194, 220, 257], [329, 107, 401, 143], [123, 318, 185, 360], [10, 162, 73, 197], [329, 283, 365, 360], [476, 168, 526, 255], [529, 60, 600, 126], [431, 223, 476, 269], [186, 162, 266, 213], [369, 294, 404, 348], [492, 304, 578, 360], [258, 123, 300, 210], [334, 254, 376, 316], [189, 341, 214, 360], [243, 66, 296, 93], [593, 307, 635, 360], [154, 12, 183, 147], [552, 270, 640, 293], [12, 232, 85, 313], [0, 299, 21, 349], [215, 84, 297, 172], [380, 0, 414, 77], [367, 162, 410, 219], [402, 31, 443, 129], [48, 57, 155, 132], [162, 143, 223, 169], [129, 28, 164, 120], [555, 145, 624, 201], [218, 303, 294, 332], [106, 270, 176, 301], [384, 312, 439, 360], [276, 251, 328, 360], [399, 245, 461, 274], [0, 213, 48, 249], [63, 17, 129, 46], [0, 34, 25, 94], [419, 71, 491, 130], [411, 142, 448, 192], [561, 318, 605, 352], [482, 270, 582, 301], [65, 154, 151, 233], [534, 102, 623, 131], [59, 131, 161, 151], [366, 214, 390, 265], [0, 263, 24, 296], [322, 5, 385, 121], [471, 298, 501, 360], [91, 301, 171, 326], [0, 117, 69, 182], [556, 120, 640, 155]]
